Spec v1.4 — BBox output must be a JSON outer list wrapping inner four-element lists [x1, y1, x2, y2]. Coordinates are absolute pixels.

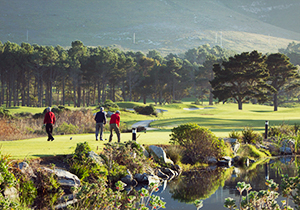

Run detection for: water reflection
[[157, 156, 299, 210]]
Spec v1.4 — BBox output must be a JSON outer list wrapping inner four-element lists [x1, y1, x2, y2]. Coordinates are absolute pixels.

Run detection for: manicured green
[[2, 102, 300, 159]]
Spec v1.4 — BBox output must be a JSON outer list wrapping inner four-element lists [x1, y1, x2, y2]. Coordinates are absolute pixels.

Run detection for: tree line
[[0, 40, 299, 111]]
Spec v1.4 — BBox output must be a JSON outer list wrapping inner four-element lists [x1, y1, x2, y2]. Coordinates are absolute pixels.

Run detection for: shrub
[[268, 123, 294, 138], [170, 123, 225, 164], [18, 174, 37, 207], [56, 122, 79, 134], [169, 123, 201, 146], [14, 112, 33, 118], [101, 141, 153, 183], [133, 104, 157, 116], [0, 108, 12, 119], [101, 99, 119, 111], [0, 153, 16, 190], [74, 142, 91, 160], [32, 113, 44, 119], [69, 142, 108, 182]]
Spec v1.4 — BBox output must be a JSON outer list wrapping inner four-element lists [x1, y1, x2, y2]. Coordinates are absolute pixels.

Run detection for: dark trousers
[[46, 123, 54, 140]]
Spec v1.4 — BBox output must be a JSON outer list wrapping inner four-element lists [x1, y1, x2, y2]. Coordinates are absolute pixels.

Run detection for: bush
[[101, 100, 119, 111], [69, 142, 108, 182], [133, 104, 157, 116], [56, 122, 79, 134], [268, 123, 294, 138], [0, 108, 12, 119], [169, 123, 201, 146], [170, 123, 225, 164]]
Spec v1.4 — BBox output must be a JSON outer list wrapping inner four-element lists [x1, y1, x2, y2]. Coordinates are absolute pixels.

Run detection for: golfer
[[109, 110, 121, 143], [94, 107, 107, 141], [43, 107, 56, 141]]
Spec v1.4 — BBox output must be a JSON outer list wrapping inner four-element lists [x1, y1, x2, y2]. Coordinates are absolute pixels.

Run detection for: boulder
[[155, 169, 169, 179], [88, 151, 105, 165], [217, 157, 232, 167], [18, 161, 36, 178], [121, 170, 138, 186], [43, 168, 80, 188], [3, 187, 18, 201], [224, 138, 240, 155], [148, 145, 174, 165], [280, 146, 292, 155], [206, 156, 218, 164], [140, 145, 150, 158], [170, 164, 182, 175], [280, 139, 294, 154], [134, 173, 160, 185], [160, 167, 176, 178]]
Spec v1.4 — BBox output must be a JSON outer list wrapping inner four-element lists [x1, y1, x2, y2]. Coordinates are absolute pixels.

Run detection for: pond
[[155, 156, 299, 210]]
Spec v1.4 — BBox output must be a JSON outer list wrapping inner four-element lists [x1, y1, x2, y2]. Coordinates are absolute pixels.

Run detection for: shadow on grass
[[152, 117, 300, 129], [6, 107, 21, 110], [250, 110, 274, 113]]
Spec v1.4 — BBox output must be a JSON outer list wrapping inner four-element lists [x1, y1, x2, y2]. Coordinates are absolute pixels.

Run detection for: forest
[[0, 40, 299, 110]]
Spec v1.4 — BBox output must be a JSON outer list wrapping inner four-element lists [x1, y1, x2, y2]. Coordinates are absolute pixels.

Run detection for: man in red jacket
[[43, 107, 56, 141], [109, 110, 121, 143]]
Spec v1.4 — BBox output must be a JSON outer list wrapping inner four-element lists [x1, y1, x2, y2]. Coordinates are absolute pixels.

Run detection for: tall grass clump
[[1, 108, 97, 140]]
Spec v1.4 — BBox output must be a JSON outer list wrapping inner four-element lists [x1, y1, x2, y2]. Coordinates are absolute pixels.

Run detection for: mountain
[[1, 0, 300, 55]]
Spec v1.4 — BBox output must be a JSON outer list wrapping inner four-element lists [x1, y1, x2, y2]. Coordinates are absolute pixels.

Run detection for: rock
[[134, 173, 147, 183], [280, 139, 294, 154], [206, 156, 217, 164], [146, 174, 161, 185], [170, 164, 182, 175], [223, 138, 240, 155], [121, 175, 137, 186], [148, 145, 174, 165], [134, 173, 160, 185], [155, 169, 169, 179], [3, 187, 18, 201], [280, 146, 292, 154], [160, 167, 176, 178], [88, 151, 105, 165], [18, 161, 36, 178], [106, 111, 114, 117], [121, 170, 138, 186], [43, 168, 80, 188], [217, 159, 231, 167], [140, 145, 150, 158]]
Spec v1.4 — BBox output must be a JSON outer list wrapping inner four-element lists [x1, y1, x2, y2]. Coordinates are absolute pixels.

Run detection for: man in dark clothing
[[43, 107, 56, 141], [109, 110, 121, 143], [94, 107, 107, 141]]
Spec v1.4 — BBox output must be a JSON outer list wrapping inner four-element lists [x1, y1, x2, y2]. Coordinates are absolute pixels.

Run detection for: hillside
[[1, 0, 300, 55]]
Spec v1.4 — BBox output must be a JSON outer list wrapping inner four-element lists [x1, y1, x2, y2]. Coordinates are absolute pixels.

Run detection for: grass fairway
[[1, 102, 300, 159], [0, 131, 171, 159]]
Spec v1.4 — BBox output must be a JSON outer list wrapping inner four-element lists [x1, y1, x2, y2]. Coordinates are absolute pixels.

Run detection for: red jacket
[[109, 113, 120, 126], [44, 111, 56, 124]]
